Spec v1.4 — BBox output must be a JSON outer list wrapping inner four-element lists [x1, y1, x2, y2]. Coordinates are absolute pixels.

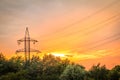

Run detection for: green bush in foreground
[[0, 53, 120, 80]]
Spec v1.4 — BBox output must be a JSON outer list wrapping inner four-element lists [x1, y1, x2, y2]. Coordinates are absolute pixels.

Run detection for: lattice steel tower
[[16, 27, 40, 65]]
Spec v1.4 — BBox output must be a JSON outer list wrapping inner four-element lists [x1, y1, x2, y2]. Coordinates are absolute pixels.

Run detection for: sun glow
[[47, 51, 67, 57], [51, 53, 65, 57]]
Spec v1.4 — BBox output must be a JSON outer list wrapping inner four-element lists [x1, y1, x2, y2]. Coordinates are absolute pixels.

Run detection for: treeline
[[0, 53, 120, 80]]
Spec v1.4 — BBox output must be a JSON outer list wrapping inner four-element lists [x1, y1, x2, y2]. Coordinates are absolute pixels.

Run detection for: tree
[[40, 54, 70, 80], [0, 53, 5, 61], [27, 55, 43, 80], [9, 56, 24, 70], [0, 70, 29, 80], [0, 54, 24, 76], [108, 65, 120, 80], [89, 63, 109, 80], [60, 64, 86, 80], [0, 53, 7, 76]]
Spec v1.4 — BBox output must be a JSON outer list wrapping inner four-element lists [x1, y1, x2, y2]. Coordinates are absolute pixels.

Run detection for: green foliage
[[0, 53, 120, 80], [0, 53, 5, 61], [0, 70, 29, 80], [108, 65, 120, 80], [0, 53, 24, 76], [89, 63, 109, 80], [60, 64, 86, 80], [40, 54, 69, 80]]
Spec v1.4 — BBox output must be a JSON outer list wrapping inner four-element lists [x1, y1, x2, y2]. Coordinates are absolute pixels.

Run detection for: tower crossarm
[[17, 38, 25, 45], [17, 38, 25, 42], [17, 38, 38, 44], [16, 48, 41, 53], [29, 39, 38, 44], [16, 48, 25, 53], [30, 48, 41, 53]]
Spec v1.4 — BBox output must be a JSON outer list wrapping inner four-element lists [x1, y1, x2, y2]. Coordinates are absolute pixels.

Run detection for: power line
[[39, 0, 120, 53], [82, 34, 120, 48], [44, 31, 120, 53], [53, 12, 120, 39], [46, 13, 120, 48], [41, 0, 120, 39], [70, 33, 120, 53]]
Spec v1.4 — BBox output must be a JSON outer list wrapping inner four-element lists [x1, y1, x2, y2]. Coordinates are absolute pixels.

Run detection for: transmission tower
[[16, 27, 41, 65]]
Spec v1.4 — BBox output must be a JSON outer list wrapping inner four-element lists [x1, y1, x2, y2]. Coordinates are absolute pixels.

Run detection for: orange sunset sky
[[0, 0, 120, 69]]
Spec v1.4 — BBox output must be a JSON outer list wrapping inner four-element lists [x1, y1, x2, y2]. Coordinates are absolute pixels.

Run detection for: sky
[[0, 0, 120, 69]]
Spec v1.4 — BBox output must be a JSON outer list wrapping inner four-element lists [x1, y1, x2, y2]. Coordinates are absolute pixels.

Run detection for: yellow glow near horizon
[[51, 52, 65, 57]]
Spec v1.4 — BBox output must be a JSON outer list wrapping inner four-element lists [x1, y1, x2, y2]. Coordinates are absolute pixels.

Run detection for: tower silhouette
[[16, 27, 40, 65]]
